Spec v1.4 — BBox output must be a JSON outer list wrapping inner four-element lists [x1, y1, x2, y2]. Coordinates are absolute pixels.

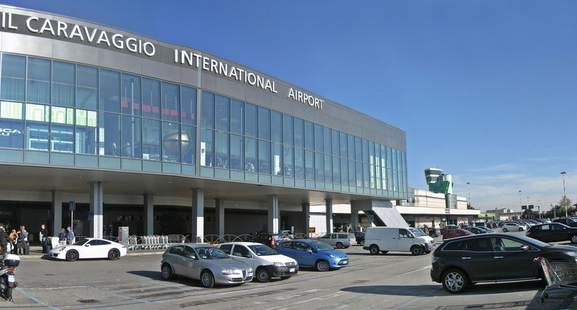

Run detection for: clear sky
[[2, 0, 577, 212]]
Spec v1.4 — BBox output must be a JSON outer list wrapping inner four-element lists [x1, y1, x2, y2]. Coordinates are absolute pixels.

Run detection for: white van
[[362, 227, 436, 255]]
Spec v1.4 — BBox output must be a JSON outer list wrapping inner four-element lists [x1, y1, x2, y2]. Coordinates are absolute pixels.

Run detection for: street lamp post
[[561, 171, 567, 218], [466, 182, 471, 207]]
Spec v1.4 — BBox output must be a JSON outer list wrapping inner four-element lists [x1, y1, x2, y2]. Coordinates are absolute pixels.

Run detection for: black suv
[[526, 223, 577, 243], [431, 233, 577, 293], [252, 232, 293, 249], [553, 218, 577, 227]]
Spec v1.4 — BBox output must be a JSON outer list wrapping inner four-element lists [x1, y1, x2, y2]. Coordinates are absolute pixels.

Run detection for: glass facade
[[0, 53, 408, 197]]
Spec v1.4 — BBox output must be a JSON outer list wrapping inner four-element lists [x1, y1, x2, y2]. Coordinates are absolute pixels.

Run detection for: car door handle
[[493, 256, 504, 259], [461, 257, 472, 260]]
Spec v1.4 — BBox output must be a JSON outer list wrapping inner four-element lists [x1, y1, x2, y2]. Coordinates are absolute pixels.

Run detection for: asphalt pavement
[[10, 244, 577, 309]]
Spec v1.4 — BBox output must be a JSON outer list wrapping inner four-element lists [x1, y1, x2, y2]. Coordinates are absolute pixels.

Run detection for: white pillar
[[90, 181, 103, 238], [191, 188, 204, 243], [268, 195, 279, 234], [215, 199, 225, 236]]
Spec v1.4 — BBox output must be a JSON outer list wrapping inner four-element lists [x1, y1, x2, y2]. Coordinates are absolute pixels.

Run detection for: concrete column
[[268, 195, 279, 234], [191, 188, 204, 243], [89, 181, 103, 238], [215, 199, 225, 237], [325, 198, 333, 234], [51, 190, 62, 236], [350, 201, 364, 229], [144, 194, 154, 235], [301, 202, 310, 237]]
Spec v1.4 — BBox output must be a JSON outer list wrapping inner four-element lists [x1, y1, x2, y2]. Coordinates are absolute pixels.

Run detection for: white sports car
[[49, 238, 127, 261]]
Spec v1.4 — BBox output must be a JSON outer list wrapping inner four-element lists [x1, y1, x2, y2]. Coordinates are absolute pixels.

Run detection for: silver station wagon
[[161, 244, 253, 288]]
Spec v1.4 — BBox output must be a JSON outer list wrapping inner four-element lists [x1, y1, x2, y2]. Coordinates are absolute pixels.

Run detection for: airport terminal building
[[0, 5, 409, 240]]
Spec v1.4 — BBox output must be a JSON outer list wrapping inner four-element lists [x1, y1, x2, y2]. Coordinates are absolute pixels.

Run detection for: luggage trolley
[[535, 256, 577, 303]]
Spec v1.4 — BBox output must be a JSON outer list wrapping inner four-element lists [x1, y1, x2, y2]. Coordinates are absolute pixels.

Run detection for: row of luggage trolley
[[535, 256, 577, 303], [126, 234, 189, 250]]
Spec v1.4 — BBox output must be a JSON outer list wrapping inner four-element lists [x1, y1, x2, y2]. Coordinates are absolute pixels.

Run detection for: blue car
[[276, 239, 349, 271]]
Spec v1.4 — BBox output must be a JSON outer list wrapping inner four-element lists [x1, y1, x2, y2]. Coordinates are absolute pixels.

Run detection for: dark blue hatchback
[[276, 239, 349, 271]]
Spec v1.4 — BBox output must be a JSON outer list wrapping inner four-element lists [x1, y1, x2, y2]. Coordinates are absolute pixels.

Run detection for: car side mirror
[[84, 244, 91, 247], [520, 245, 529, 251], [307, 249, 313, 254], [245, 254, 252, 258]]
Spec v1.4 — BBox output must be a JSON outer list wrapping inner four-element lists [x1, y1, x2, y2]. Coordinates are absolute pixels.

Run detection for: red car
[[442, 228, 474, 240]]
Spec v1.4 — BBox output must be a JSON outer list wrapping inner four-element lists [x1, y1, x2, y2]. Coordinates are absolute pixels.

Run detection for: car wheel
[[442, 269, 469, 294], [336, 242, 344, 249], [315, 260, 330, 272], [65, 250, 79, 262], [200, 270, 215, 288], [518, 227, 523, 231], [410, 245, 424, 255], [571, 235, 577, 244], [161, 263, 175, 280], [107, 249, 120, 260], [359, 240, 365, 246], [503, 228, 508, 232], [255, 267, 271, 283], [369, 245, 380, 255]]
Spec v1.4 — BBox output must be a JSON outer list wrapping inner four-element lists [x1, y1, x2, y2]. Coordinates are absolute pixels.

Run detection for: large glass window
[[259, 140, 270, 174], [304, 121, 314, 150], [181, 86, 197, 126], [244, 137, 257, 172], [272, 143, 282, 175], [258, 107, 270, 140], [283, 145, 293, 177], [282, 114, 293, 146], [76, 65, 97, 110], [1, 55, 26, 101], [102, 113, 120, 156], [142, 78, 160, 119], [294, 148, 304, 179], [294, 118, 303, 148], [314, 124, 323, 152], [305, 150, 314, 180], [0, 118, 23, 148], [215, 95, 229, 132], [100, 70, 120, 113], [142, 118, 160, 160], [121, 74, 141, 116], [121, 115, 141, 158], [162, 82, 179, 122], [215, 131, 229, 168], [181, 124, 195, 165], [162, 121, 180, 162], [201, 92, 214, 129], [27, 58, 51, 104], [200, 129, 214, 167], [52, 61, 75, 107], [230, 99, 243, 135], [244, 103, 258, 138], [230, 134, 243, 170], [271, 111, 282, 143], [75, 109, 97, 154]]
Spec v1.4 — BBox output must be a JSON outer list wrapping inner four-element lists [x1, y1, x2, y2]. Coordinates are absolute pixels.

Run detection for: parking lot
[[0, 235, 574, 310]]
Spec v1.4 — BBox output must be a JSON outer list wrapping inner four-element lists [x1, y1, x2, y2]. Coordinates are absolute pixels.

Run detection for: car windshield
[[73, 238, 89, 246], [409, 228, 427, 236], [196, 246, 229, 259], [248, 244, 278, 256], [310, 241, 334, 251]]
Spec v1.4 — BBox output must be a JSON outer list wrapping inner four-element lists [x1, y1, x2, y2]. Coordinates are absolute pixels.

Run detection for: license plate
[[341, 260, 348, 265], [289, 268, 295, 273], [7, 275, 14, 283]]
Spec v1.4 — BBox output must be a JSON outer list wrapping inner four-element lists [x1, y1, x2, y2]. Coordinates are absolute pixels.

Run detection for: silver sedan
[[161, 243, 253, 288]]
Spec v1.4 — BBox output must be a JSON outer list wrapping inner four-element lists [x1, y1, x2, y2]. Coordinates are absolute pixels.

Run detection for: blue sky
[[2, 0, 577, 212]]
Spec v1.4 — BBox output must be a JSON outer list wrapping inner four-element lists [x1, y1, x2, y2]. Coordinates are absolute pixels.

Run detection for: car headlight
[[222, 269, 243, 275], [273, 262, 285, 267], [328, 254, 337, 259]]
